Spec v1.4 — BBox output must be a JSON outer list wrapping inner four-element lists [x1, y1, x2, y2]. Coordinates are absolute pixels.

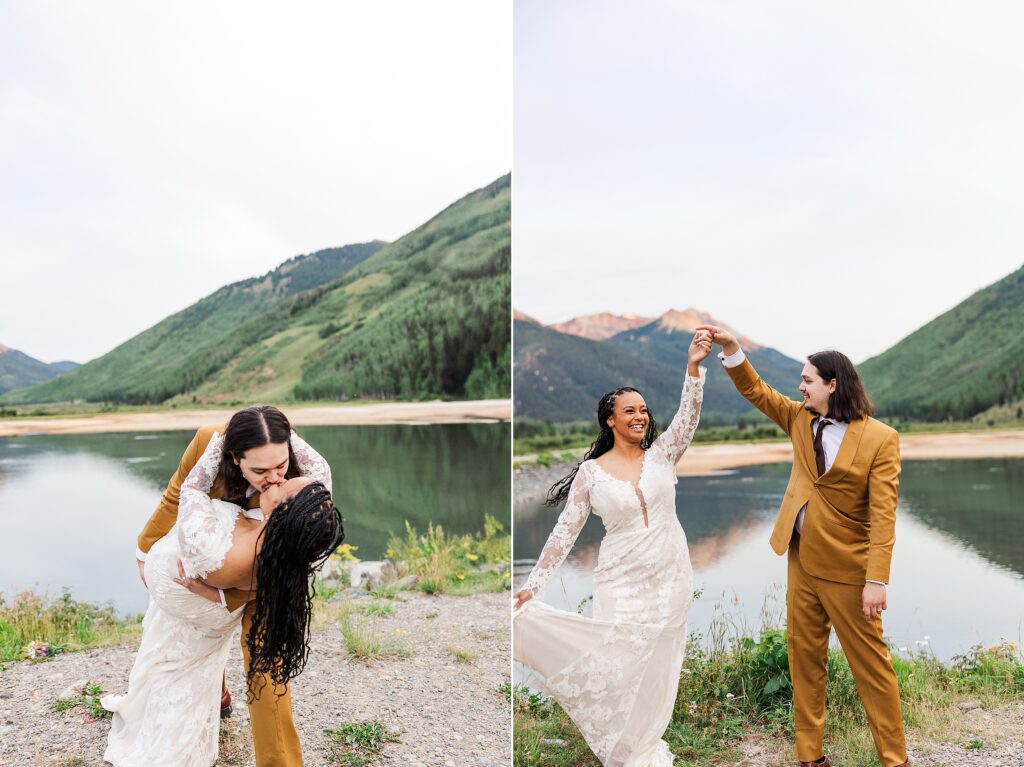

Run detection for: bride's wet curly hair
[[245, 480, 344, 700], [546, 386, 659, 507]]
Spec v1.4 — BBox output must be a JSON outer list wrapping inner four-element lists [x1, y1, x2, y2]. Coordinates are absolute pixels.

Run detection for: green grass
[[339, 614, 412, 661], [514, 626, 1024, 767], [386, 514, 511, 596], [0, 590, 141, 662], [324, 719, 401, 766], [368, 582, 400, 600], [447, 645, 476, 663], [53, 682, 112, 720], [364, 600, 395, 618]]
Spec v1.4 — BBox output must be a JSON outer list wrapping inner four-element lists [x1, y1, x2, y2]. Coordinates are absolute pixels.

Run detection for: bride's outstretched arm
[[654, 332, 710, 465], [177, 432, 234, 582], [518, 465, 592, 601]]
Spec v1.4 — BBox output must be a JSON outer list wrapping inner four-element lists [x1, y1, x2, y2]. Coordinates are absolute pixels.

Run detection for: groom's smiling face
[[799, 363, 836, 417]]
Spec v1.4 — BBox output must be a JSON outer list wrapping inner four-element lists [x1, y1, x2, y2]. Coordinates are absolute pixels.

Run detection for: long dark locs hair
[[245, 481, 344, 700], [220, 405, 300, 505], [807, 350, 875, 422], [546, 386, 659, 507]]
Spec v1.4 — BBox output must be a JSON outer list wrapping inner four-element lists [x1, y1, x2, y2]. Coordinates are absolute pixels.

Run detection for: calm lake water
[[514, 459, 1024, 661], [0, 423, 510, 614]]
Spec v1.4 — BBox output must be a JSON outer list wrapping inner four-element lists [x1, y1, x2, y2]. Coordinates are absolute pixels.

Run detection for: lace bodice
[[521, 369, 704, 597], [176, 430, 333, 579]]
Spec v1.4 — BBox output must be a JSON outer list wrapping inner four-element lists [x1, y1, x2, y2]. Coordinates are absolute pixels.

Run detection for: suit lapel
[[796, 411, 819, 479], [818, 417, 867, 485]]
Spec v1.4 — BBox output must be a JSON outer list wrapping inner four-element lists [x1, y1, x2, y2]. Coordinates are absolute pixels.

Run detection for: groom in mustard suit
[[699, 325, 910, 767], [134, 425, 302, 767]]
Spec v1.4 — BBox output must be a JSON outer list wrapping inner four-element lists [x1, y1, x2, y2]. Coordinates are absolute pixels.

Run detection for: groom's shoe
[[798, 758, 830, 767], [220, 689, 232, 718]]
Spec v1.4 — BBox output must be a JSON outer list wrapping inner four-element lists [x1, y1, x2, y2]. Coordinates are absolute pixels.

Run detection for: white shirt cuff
[[718, 348, 746, 368], [136, 547, 148, 562], [866, 580, 887, 586]]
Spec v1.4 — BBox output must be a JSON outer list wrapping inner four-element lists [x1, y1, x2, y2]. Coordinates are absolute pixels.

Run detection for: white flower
[[726, 693, 735, 699]]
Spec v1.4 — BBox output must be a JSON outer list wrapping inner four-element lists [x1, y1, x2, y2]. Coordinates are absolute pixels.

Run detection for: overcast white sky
[[0, 1, 510, 363], [513, 1, 1024, 363]]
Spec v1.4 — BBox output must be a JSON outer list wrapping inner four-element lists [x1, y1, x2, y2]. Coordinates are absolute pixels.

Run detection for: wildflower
[[467, 554, 479, 562], [725, 693, 735, 699], [456, 573, 466, 581], [24, 641, 51, 659], [680, 668, 692, 675]]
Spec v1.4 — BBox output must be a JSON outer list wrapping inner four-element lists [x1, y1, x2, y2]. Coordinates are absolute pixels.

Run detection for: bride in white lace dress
[[513, 331, 711, 767], [102, 430, 341, 767]]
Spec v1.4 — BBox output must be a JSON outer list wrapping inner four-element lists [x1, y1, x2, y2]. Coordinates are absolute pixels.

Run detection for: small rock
[[394, 574, 419, 589], [541, 738, 566, 747], [57, 679, 88, 701], [959, 700, 983, 713]]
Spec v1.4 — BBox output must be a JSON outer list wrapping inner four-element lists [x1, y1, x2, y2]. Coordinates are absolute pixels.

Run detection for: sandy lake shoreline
[[0, 399, 512, 437], [516, 429, 1024, 475]]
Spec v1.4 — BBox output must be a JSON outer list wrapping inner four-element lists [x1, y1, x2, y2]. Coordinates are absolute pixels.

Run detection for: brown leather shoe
[[220, 689, 232, 718], [798, 758, 830, 767]]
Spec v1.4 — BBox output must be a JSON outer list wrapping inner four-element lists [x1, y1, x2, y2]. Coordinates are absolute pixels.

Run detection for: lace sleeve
[[177, 432, 234, 579], [521, 464, 592, 598], [291, 430, 332, 493], [653, 367, 705, 465]]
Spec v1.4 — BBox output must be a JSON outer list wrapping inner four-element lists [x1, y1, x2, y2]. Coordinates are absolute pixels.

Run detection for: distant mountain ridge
[[860, 264, 1024, 420], [550, 312, 654, 341], [514, 308, 803, 424], [0, 346, 80, 395], [5, 174, 511, 405]]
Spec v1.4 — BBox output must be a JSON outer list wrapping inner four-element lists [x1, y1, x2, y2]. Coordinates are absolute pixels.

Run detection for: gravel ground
[[0, 591, 510, 767], [732, 701, 1024, 767]]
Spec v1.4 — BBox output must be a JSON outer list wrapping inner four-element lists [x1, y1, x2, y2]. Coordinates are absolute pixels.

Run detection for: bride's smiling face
[[606, 392, 650, 446]]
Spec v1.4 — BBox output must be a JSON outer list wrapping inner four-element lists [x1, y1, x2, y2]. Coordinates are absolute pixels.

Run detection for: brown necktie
[[813, 418, 829, 477]]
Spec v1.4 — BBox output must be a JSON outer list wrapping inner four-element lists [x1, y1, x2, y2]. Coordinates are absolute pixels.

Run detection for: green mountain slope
[[0, 346, 80, 394], [4, 242, 384, 404], [5, 175, 510, 406], [513, 316, 803, 425], [514, 319, 684, 424], [859, 265, 1024, 420]]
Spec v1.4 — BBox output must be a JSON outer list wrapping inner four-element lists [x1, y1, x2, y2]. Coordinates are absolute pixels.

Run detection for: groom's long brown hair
[[807, 350, 875, 422], [219, 405, 300, 504]]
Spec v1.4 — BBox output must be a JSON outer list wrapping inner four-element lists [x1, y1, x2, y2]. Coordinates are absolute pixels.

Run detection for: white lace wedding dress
[[514, 370, 704, 767], [102, 431, 332, 767]]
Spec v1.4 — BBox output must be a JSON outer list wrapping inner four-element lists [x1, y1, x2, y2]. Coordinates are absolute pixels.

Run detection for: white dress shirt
[[719, 348, 885, 586]]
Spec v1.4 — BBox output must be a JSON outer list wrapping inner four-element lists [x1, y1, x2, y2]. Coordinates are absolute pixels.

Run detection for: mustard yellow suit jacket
[[725, 358, 900, 585], [137, 424, 261, 612]]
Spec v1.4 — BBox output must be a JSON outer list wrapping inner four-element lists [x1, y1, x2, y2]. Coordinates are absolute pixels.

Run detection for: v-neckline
[[591, 452, 650, 528]]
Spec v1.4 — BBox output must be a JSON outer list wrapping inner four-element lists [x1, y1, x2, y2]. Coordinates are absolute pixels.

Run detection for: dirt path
[[0, 591, 510, 767], [0, 400, 512, 437]]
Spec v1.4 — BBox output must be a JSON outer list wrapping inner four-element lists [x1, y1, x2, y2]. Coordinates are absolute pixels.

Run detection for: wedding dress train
[[514, 370, 704, 767]]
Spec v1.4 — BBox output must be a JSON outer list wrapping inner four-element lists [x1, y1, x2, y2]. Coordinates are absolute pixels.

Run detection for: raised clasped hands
[[687, 331, 714, 376], [695, 324, 740, 356]]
